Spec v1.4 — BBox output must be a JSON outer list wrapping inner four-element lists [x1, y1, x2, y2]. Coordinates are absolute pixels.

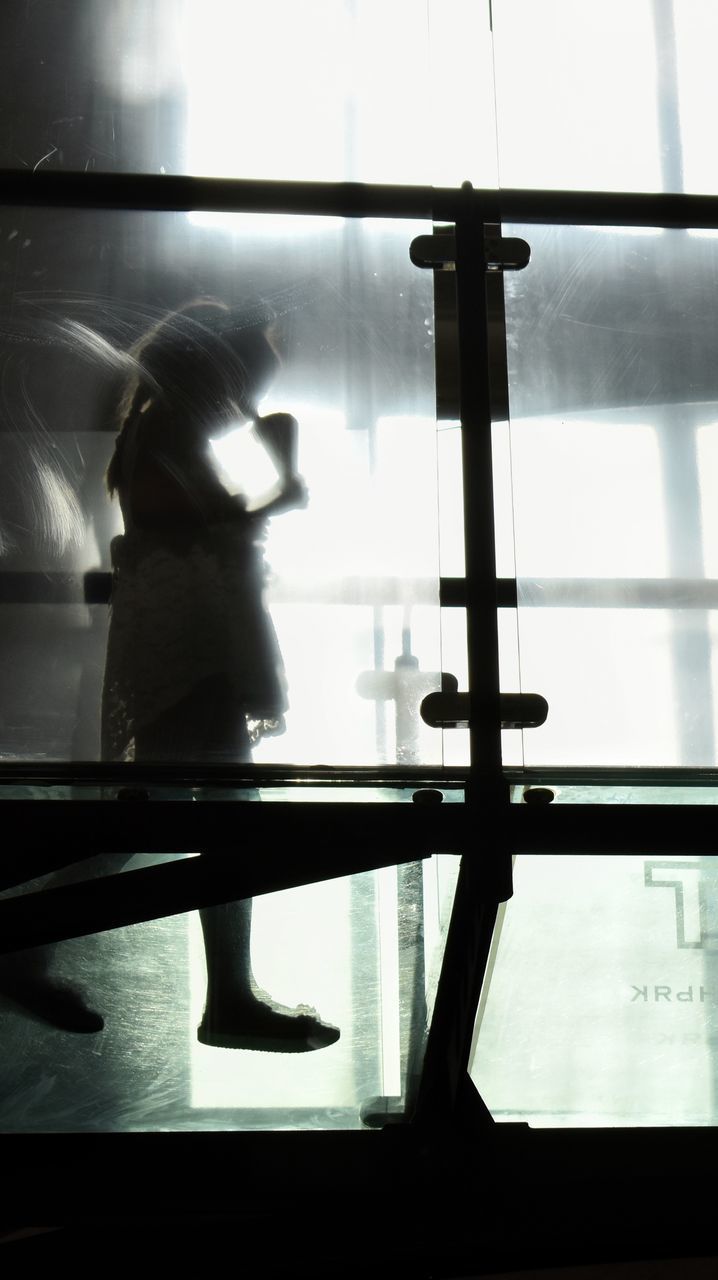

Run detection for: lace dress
[[100, 411, 288, 762]]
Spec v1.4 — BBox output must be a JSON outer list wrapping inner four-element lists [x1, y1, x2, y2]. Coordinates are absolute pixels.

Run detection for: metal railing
[[3, 170, 718, 1129]]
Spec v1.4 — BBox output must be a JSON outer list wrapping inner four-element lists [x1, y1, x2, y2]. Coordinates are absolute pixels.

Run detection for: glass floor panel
[[0, 852, 459, 1132], [470, 853, 718, 1127], [512, 783, 718, 804], [0, 783, 466, 802], [0, 204, 442, 772]]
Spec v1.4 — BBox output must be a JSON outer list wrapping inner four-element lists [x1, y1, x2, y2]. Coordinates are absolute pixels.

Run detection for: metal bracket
[[420, 690, 548, 730], [409, 232, 530, 271]]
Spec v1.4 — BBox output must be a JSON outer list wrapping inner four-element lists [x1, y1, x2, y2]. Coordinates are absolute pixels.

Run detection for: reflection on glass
[[673, 2, 718, 195], [0, 1, 495, 187], [181, 0, 438, 184], [504, 224, 718, 767], [0, 852, 460, 1131], [492, 0, 662, 192], [471, 854, 718, 1127], [0, 208, 442, 765], [492, 0, 718, 196], [10, 0, 718, 198], [511, 416, 667, 580], [512, 784, 718, 806]]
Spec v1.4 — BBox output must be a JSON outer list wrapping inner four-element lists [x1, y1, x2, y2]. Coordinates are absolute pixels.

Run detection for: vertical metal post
[[455, 190, 506, 813], [412, 189, 510, 1128]]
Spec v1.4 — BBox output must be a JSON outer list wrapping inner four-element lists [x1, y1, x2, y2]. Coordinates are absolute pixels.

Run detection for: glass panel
[[493, 0, 718, 196], [0, 784, 466, 802], [670, 2, 718, 195], [0, 206, 443, 766], [437, 420, 522, 768], [470, 853, 718, 1127], [492, 0, 663, 192], [512, 783, 718, 805], [504, 224, 718, 767], [0, 0, 496, 186], [0, 852, 460, 1131], [17, 0, 718, 197]]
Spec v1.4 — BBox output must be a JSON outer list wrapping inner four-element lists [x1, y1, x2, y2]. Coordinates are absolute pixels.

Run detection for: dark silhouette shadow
[[0, 299, 339, 1053]]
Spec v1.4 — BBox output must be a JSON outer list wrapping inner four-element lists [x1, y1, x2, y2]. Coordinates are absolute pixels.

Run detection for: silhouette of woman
[[0, 299, 339, 1054], [99, 298, 339, 1052]]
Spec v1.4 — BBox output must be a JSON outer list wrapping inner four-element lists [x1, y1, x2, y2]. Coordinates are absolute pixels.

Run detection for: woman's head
[[106, 298, 282, 494], [137, 299, 281, 423]]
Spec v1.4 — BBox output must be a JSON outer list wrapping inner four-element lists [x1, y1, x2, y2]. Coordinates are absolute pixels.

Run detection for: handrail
[[2, 170, 718, 228]]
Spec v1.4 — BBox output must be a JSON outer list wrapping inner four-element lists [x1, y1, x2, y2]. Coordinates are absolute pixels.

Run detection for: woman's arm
[[253, 412, 298, 481], [244, 412, 308, 517], [247, 472, 309, 518]]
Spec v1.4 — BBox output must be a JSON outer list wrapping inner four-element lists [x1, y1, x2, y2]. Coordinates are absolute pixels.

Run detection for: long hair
[[106, 298, 280, 496]]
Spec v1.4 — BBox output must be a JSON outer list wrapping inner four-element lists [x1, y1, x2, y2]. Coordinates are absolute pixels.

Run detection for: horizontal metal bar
[[7, 572, 718, 610], [495, 187, 718, 228], [2, 172, 718, 229], [508, 803, 718, 854], [0, 800, 472, 893], [506, 765, 718, 787], [8, 761, 718, 803], [0, 171, 446, 218], [4, 792, 712, 869], [0, 762, 468, 789], [517, 578, 718, 608], [443, 577, 718, 610], [0, 839, 440, 953], [6, 756, 718, 797], [0, 572, 98, 604], [0, 571, 443, 607], [446, 577, 718, 611], [1, 1128, 717, 1248]]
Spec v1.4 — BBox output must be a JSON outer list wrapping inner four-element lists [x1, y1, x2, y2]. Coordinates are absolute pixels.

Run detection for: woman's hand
[[279, 473, 309, 511], [254, 412, 298, 480], [244, 472, 309, 519]]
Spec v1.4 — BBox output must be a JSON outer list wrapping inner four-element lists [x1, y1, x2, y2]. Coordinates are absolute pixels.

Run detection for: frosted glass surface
[[10, 0, 718, 196], [492, 0, 718, 196], [0, 0, 496, 187], [514, 784, 718, 806], [492, 0, 663, 191], [0, 852, 460, 1131], [0, 208, 443, 765], [471, 854, 718, 1127], [504, 225, 718, 767]]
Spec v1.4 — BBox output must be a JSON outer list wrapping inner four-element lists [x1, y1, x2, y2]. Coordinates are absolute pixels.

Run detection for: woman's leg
[[0, 676, 240, 1035], [0, 852, 129, 1033], [137, 676, 339, 1051], [135, 676, 259, 1005]]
